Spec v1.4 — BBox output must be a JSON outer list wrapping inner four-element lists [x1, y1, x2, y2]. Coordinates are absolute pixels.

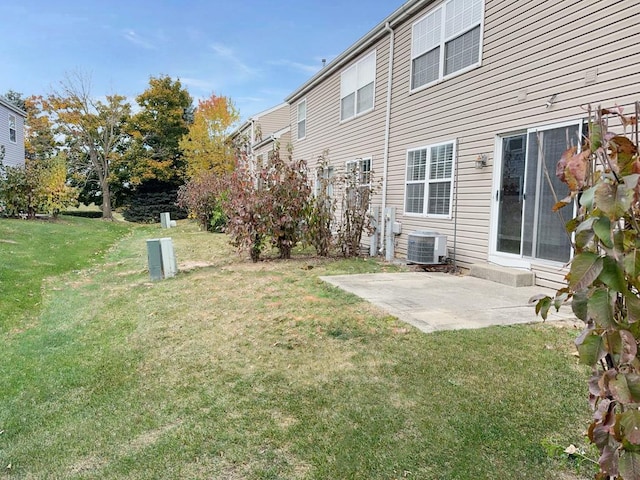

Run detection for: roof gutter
[[253, 126, 291, 150], [285, 0, 426, 104], [0, 96, 27, 117]]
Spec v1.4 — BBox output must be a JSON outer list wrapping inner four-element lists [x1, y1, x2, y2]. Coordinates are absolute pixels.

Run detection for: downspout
[[452, 139, 460, 270], [250, 119, 255, 149], [249, 119, 255, 171], [380, 21, 395, 255]]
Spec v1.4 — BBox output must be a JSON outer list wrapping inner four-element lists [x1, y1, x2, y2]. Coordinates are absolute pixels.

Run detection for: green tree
[[0, 93, 77, 218], [3, 90, 26, 111], [39, 152, 78, 217], [126, 75, 193, 188], [46, 73, 131, 220], [24, 95, 58, 162]]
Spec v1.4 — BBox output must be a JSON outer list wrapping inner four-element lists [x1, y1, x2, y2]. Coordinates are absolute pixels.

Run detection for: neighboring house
[[231, 102, 291, 169], [279, 0, 639, 288], [0, 96, 26, 168]]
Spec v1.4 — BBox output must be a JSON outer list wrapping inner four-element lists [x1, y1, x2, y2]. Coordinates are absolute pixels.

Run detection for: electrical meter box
[[146, 237, 178, 280]]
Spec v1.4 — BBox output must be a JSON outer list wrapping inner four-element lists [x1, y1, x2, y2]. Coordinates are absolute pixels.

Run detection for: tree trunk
[[101, 178, 113, 220]]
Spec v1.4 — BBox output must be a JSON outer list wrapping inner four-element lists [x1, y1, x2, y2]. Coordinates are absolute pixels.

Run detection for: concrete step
[[469, 263, 535, 287]]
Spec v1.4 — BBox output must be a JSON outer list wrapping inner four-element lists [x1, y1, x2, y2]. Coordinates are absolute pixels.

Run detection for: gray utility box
[[147, 237, 178, 280], [160, 212, 171, 228]]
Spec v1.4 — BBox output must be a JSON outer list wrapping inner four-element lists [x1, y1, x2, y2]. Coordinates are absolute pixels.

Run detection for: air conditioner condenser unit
[[407, 231, 447, 265]]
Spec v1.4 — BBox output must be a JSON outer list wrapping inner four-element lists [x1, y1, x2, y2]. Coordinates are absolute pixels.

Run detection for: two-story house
[[231, 102, 291, 169], [0, 96, 26, 168], [280, 0, 639, 288]]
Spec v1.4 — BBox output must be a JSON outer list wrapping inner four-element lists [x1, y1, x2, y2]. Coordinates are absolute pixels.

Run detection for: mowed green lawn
[[0, 218, 594, 479]]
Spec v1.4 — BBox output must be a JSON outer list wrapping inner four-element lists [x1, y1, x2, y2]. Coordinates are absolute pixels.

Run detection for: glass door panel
[[496, 135, 526, 255], [522, 125, 579, 263]]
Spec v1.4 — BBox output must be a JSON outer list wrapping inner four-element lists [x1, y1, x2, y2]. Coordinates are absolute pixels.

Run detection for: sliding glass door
[[494, 123, 582, 264]]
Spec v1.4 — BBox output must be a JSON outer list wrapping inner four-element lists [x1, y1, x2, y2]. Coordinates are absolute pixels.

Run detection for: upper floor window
[[9, 114, 16, 143], [340, 51, 376, 121], [405, 141, 455, 217], [297, 100, 306, 140], [411, 0, 483, 91]]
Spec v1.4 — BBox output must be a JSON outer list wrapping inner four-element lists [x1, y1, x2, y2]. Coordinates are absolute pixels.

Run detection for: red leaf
[[560, 147, 591, 190], [621, 330, 638, 364], [599, 445, 619, 477]]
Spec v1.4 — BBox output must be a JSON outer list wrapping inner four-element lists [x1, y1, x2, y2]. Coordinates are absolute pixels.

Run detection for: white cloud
[[210, 43, 257, 76], [180, 77, 218, 93], [269, 59, 321, 75], [122, 30, 155, 50]]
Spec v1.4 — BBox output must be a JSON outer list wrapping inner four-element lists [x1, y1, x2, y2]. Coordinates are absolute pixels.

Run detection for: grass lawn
[[0, 216, 131, 332], [0, 219, 594, 479]]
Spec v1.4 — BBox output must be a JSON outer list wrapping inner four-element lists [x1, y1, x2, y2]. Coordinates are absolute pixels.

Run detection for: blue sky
[[1, 0, 406, 120]]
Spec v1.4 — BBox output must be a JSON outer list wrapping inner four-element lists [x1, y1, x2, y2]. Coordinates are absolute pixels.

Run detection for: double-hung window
[[345, 157, 372, 210], [405, 142, 455, 216], [411, 0, 483, 90], [346, 157, 371, 187], [340, 51, 376, 121], [297, 100, 306, 140], [9, 114, 16, 143], [315, 165, 334, 198]]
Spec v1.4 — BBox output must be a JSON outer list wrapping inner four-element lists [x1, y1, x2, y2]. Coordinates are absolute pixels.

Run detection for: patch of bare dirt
[[127, 421, 182, 453], [67, 456, 107, 475], [178, 260, 216, 272]]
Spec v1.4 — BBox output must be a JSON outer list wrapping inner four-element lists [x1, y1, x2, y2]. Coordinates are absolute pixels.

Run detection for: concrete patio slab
[[320, 272, 576, 333]]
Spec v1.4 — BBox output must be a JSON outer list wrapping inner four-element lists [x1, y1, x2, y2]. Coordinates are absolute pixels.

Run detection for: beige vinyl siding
[[254, 104, 290, 140], [254, 143, 273, 162], [290, 39, 392, 223], [383, 0, 639, 287], [253, 130, 292, 161], [278, 130, 291, 152], [282, 0, 637, 287]]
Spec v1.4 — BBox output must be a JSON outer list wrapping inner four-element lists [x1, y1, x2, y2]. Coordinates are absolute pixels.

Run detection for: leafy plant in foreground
[[336, 157, 376, 257], [177, 171, 229, 232], [306, 150, 336, 256], [224, 145, 311, 261], [532, 104, 640, 479]]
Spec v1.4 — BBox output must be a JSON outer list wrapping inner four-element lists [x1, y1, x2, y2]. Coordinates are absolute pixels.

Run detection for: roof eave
[[230, 102, 290, 139], [0, 96, 27, 117], [285, 0, 426, 104]]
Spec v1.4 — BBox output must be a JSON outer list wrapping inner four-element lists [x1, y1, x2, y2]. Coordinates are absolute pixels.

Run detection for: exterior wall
[[283, 0, 639, 288], [254, 104, 290, 142], [253, 130, 292, 161], [232, 103, 291, 168], [289, 38, 392, 250], [383, 0, 639, 288], [0, 100, 25, 168]]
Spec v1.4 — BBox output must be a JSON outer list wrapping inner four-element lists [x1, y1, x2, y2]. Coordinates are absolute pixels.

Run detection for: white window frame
[[8, 114, 16, 143], [489, 119, 584, 268], [297, 99, 306, 140], [345, 157, 372, 187], [315, 165, 334, 198], [340, 50, 376, 122], [410, 0, 484, 92], [404, 141, 455, 218]]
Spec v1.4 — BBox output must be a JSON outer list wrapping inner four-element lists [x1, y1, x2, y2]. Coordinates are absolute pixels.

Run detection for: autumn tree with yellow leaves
[[180, 94, 239, 179]]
